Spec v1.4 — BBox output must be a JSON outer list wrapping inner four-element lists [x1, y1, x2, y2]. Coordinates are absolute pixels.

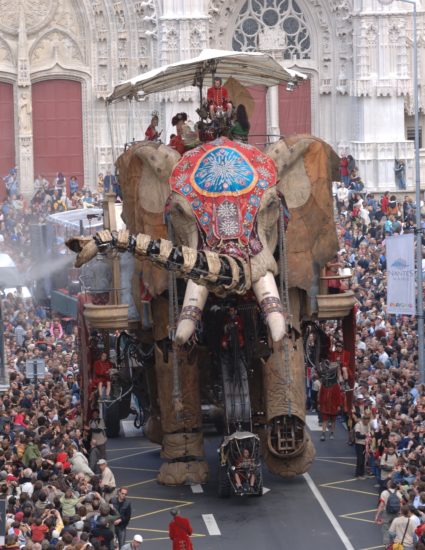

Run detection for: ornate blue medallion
[[191, 147, 258, 197]]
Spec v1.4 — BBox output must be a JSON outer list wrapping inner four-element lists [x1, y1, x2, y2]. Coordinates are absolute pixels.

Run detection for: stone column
[[267, 86, 280, 142], [17, 90, 34, 198], [259, 28, 285, 142], [16, 1, 34, 198]]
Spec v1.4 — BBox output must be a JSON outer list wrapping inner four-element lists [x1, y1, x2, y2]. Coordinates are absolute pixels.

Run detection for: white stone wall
[[0, 0, 423, 194]]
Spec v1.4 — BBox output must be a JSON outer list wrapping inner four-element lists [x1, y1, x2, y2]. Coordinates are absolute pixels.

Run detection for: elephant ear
[[116, 142, 180, 297], [266, 135, 339, 295]]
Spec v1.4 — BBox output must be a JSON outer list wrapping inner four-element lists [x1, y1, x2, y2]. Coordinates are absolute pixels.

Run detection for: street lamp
[[378, 0, 424, 383]]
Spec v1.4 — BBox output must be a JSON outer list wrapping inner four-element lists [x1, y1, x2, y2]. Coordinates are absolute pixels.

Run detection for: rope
[[106, 103, 117, 165], [279, 202, 293, 417], [126, 98, 132, 145], [166, 220, 182, 418]]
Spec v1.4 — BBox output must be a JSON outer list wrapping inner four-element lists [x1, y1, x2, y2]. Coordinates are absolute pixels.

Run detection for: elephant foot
[[143, 415, 163, 445], [263, 433, 315, 477], [157, 432, 209, 485], [157, 460, 209, 486], [261, 416, 316, 477]]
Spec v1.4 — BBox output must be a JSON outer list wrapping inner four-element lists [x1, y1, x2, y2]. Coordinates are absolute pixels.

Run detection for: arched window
[[232, 0, 311, 60]]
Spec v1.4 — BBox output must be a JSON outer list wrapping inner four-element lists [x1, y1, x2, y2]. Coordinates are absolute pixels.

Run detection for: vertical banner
[[387, 233, 416, 315], [0, 498, 5, 545]]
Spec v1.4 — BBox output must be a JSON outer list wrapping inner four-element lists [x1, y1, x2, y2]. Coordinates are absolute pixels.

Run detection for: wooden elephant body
[[71, 136, 339, 484]]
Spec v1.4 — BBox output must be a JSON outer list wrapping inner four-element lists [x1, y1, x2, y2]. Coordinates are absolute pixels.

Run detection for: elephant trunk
[[67, 230, 250, 294]]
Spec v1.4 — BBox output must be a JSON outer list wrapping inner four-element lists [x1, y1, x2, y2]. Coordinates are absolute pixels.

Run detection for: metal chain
[[279, 202, 292, 416]]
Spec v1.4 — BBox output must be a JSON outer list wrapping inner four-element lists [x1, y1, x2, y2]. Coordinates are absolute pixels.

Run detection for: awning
[[47, 208, 104, 231], [107, 49, 307, 104]]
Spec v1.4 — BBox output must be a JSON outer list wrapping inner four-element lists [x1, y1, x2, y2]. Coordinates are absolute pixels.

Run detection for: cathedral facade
[[0, 0, 422, 195]]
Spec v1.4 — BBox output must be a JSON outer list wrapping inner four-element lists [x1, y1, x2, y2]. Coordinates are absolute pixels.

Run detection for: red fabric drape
[[342, 306, 357, 412], [77, 294, 92, 424]]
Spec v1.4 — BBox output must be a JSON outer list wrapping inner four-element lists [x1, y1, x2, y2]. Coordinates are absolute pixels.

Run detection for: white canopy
[[107, 49, 307, 104], [222, 431, 260, 446], [47, 208, 104, 231]]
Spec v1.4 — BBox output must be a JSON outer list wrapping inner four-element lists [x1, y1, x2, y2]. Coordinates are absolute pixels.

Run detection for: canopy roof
[[47, 208, 104, 231], [221, 431, 260, 447], [0, 253, 25, 287], [107, 49, 307, 104]]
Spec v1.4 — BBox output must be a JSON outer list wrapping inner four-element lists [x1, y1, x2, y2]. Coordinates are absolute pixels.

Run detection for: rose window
[[232, 0, 311, 60]]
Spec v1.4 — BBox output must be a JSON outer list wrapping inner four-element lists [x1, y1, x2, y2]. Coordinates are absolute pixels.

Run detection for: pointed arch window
[[232, 0, 311, 60]]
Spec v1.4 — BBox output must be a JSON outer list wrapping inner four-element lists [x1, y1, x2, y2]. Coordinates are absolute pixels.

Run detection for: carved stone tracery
[[31, 30, 84, 67], [0, 0, 55, 35], [0, 39, 14, 66]]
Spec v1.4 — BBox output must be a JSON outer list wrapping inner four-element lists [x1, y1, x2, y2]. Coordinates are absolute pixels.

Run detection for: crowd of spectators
[[0, 171, 133, 549], [316, 155, 425, 550], [0, 169, 120, 274], [2, 153, 425, 548], [0, 284, 140, 550]]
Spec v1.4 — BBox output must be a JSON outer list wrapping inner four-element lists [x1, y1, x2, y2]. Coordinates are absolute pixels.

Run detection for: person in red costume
[[318, 341, 349, 441], [168, 509, 193, 550], [92, 352, 112, 399], [169, 113, 187, 155], [221, 306, 244, 350], [144, 113, 162, 142], [207, 76, 233, 119]]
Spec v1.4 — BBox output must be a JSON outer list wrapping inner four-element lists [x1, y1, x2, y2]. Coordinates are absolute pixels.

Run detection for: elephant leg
[[154, 346, 208, 485], [261, 338, 315, 477]]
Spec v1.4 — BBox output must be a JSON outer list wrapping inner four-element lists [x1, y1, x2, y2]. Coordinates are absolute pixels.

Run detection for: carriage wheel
[[105, 401, 121, 438], [217, 465, 231, 498]]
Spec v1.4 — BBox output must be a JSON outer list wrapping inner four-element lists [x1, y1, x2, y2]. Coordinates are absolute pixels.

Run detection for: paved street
[[109, 416, 383, 550]]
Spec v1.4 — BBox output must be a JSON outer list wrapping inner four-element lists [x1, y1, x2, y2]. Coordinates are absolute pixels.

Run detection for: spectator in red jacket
[[340, 155, 349, 187], [381, 191, 390, 215]]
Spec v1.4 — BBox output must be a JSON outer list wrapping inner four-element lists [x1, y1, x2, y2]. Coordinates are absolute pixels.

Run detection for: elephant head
[[69, 136, 338, 344], [166, 138, 285, 344]]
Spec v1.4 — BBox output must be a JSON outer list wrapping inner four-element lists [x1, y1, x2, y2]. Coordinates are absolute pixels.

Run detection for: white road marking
[[202, 514, 221, 536], [303, 473, 355, 550], [191, 484, 204, 494], [107, 447, 160, 463], [305, 414, 322, 431], [262, 486, 271, 495]]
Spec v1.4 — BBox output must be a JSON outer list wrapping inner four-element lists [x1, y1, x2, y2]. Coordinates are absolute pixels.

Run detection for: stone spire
[[17, 0, 30, 87], [16, 0, 34, 197]]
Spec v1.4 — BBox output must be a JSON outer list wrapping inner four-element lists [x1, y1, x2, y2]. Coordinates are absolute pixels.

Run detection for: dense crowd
[[0, 169, 111, 275], [317, 156, 425, 550], [1, 154, 425, 548], [0, 171, 136, 550]]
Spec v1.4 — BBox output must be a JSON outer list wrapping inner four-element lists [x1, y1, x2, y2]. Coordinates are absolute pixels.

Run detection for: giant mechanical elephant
[[68, 135, 339, 485]]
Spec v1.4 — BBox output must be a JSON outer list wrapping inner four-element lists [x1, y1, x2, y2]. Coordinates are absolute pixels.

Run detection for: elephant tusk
[[175, 280, 209, 345], [252, 271, 286, 342]]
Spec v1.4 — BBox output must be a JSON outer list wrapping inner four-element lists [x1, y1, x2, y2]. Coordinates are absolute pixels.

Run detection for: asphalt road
[[107, 416, 384, 550]]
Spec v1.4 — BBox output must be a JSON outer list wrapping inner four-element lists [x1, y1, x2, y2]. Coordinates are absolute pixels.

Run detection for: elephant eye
[[266, 197, 279, 209], [172, 204, 185, 215]]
